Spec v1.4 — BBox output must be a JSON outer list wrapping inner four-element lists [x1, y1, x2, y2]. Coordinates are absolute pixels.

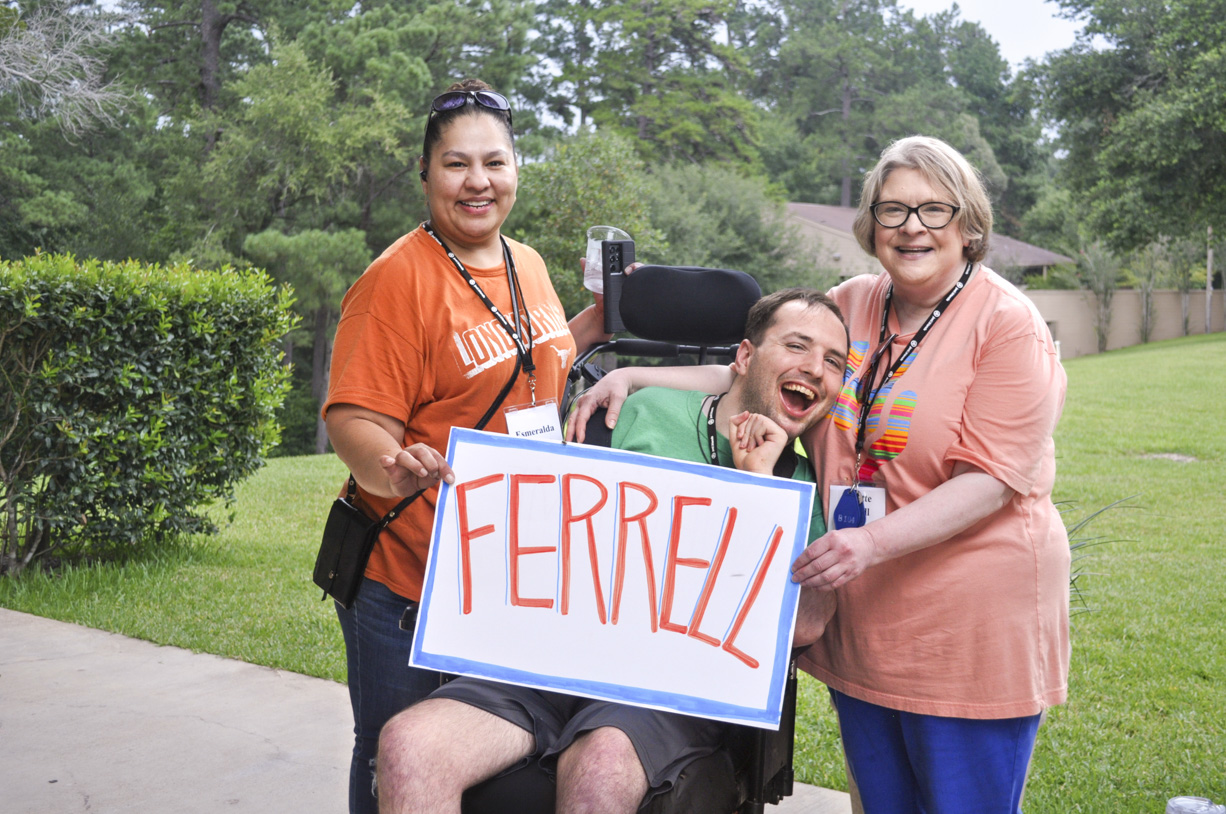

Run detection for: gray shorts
[[430, 676, 727, 807]]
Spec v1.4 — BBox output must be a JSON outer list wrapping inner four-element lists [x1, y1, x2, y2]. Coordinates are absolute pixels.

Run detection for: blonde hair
[[852, 136, 993, 264]]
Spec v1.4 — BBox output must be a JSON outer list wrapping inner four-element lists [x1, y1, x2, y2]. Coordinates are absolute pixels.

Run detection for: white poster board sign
[[410, 428, 814, 729]]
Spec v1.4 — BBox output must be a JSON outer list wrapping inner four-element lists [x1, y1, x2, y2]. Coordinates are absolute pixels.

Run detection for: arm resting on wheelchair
[[568, 302, 613, 355], [566, 364, 735, 442]]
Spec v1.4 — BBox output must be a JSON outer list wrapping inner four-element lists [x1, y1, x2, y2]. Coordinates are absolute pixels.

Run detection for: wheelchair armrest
[[580, 407, 614, 449]]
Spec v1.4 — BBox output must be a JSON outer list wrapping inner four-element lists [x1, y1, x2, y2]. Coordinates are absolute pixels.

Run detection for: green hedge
[[0, 253, 298, 574]]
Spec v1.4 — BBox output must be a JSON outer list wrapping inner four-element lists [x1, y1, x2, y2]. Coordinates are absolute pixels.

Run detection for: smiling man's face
[[731, 301, 848, 440]]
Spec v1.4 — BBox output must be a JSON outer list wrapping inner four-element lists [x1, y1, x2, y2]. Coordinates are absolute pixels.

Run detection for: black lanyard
[[702, 391, 797, 477], [701, 393, 725, 466], [423, 222, 536, 382], [853, 261, 974, 462]]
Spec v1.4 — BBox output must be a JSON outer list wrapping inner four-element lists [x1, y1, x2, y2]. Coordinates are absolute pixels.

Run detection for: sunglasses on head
[[429, 90, 513, 126]]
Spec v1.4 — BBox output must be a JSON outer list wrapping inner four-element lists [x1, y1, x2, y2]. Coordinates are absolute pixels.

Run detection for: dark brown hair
[[743, 288, 847, 348], [421, 78, 515, 168]]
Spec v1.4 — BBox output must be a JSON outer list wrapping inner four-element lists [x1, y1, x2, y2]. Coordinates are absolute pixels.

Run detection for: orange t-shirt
[[324, 226, 577, 601], [798, 267, 1071, 719]]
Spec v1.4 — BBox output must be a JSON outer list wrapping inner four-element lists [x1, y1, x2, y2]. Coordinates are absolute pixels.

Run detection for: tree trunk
[[1206, 228, 1214, 334], [200, 0, 227, 152], [638, 30, 657, 141], [199, 0, 223, 110], [311, 305, 333, 455], [840, 71, 853, 208], [1096, 293, 1112, 353], [1140, 284, 1153, 343]]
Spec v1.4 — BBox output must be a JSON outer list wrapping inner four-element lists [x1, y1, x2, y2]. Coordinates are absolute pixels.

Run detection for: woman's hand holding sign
[[790, 525, 880, 591], [380, 443, 455, 496]]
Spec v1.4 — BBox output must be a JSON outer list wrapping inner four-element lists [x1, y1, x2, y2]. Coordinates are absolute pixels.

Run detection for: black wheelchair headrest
[[620, 265, 761, 345]]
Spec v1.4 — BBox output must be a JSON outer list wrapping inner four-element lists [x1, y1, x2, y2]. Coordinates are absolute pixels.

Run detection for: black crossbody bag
[[312, 355, 523, 609]]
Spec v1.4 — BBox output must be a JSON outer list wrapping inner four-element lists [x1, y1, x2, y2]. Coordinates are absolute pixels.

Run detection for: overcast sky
[[900, 0, 1085, 71]]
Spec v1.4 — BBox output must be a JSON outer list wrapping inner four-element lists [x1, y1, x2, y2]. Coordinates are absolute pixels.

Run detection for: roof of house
[[786, 202, 1074, 269], [986, 233, 1074, 269]]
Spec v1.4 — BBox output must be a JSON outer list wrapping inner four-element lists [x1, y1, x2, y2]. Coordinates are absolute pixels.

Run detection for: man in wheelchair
[[376, 288, 849, 814]]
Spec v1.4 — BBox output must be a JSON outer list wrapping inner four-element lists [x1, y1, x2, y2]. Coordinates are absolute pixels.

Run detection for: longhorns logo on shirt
[[553, 346, 571, 368], [451, 302, 570, 379]]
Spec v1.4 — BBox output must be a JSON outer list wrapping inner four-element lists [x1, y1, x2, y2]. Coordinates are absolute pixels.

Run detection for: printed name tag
[[827, 484, 887, 530], [504, 400, 563, 442]]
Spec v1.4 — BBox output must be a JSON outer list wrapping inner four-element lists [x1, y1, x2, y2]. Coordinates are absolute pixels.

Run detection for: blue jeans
[[336, 577, 445, 814], [832, 689, 1041, 814]]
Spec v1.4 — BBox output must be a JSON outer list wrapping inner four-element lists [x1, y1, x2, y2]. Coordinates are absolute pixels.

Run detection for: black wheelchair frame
[[459, 265, 799, 814]]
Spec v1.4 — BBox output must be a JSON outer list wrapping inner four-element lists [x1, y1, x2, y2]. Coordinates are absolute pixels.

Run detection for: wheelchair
[[459, 265, 802, 814]]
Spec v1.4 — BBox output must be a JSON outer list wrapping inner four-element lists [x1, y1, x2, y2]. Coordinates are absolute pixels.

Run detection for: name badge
[[504, 400, 563, 442], [827, 483, 887, 530]]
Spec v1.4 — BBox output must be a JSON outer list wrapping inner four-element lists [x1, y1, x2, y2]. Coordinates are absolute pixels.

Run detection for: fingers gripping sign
[[380, 443, 455, 497], [790, 525, 879, 591]]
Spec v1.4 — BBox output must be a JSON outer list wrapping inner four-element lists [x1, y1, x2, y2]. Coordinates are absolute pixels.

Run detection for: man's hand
[[379, 443, 454, 497], [729, 411, 788, 475]]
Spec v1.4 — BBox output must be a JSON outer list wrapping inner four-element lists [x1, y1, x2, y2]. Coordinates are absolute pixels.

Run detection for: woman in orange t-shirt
[[323, 79, 612, 814]]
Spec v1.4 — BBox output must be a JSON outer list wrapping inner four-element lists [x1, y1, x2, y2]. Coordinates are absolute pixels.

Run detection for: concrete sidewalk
[[0, 608, 850, 814]]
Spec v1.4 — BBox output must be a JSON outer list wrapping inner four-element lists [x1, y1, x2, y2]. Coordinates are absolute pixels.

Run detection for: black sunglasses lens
[[475, 91, 510, 111], [432, 92, 469, 113]]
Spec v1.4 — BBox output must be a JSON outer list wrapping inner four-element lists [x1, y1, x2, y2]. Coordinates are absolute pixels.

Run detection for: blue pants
[[831, 689, 1041, 814], [336, 577, 445, 814]]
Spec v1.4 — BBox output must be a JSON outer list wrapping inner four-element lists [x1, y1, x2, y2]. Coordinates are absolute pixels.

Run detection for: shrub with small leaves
[[0, 253, 298, 575]]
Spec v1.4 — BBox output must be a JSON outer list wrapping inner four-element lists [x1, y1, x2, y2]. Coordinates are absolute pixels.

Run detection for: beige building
[[786, 202, 1224, 359], [1025, 288, 1224, 359]]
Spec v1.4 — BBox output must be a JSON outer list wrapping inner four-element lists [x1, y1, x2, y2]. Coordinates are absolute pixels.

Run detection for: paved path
[[0, 608, 850, 813]]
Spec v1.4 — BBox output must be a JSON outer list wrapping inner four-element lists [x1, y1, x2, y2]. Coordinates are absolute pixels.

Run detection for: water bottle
[[1167, 797, 1226, 814]]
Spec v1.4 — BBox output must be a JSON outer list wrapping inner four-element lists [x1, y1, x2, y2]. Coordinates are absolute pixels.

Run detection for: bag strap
[[347, 473, 421, 533], [474, 352, 522, 433]]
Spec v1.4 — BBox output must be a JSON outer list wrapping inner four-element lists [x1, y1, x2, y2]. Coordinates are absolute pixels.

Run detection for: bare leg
[[376, 698, 534, 814], [555, 726, 649, 814]]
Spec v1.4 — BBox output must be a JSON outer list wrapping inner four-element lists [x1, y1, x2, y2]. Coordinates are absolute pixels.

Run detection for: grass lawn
[[3, 333, 1223, 811]]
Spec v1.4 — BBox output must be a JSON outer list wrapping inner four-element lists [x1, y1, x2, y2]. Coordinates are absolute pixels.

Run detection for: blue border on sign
[[411, 427, 814, 729]]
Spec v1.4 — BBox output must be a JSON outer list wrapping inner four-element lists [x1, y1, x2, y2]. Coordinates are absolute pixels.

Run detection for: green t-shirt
[[610, 387, 825, 541]]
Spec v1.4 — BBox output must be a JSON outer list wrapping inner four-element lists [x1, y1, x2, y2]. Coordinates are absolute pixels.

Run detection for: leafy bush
[[1018, 263, 1080, 290], [0, 253, 297, 574], [271, 363, 322, 458]]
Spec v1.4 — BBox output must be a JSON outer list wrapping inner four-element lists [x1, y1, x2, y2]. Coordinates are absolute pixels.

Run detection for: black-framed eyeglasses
[[429, 90, 513, 126], [870, 201, 959, 229], [856, 332, 898, 407]]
